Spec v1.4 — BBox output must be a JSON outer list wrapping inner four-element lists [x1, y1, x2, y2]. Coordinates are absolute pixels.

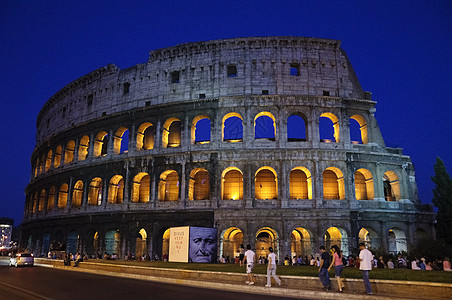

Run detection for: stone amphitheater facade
[[22, 36, 435, 260]]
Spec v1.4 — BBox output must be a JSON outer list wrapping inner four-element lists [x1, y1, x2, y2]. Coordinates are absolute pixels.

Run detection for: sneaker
[[278, 281, 281, 286], [265, 284, 271, 287], [249, 282, 254, 285], [245, 281, 250, 284], [366, 292, 373, 295]]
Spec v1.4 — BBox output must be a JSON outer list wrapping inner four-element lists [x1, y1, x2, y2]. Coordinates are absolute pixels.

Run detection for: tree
[[431, 157, 452, 246]]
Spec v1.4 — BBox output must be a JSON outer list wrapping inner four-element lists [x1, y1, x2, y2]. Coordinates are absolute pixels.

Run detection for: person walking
[[239, 244, 245, 267], [265, 247, 281, 287], [328, 245, 345, 292], [244, 244, 256, 285], [358, 242, 373, 295], [318, 246, 331, 291]]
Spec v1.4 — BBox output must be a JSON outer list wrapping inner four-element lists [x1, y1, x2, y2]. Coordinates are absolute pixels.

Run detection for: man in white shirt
[[244, 244, 256, 285], [358, 242, 373, 295], [265, 247, 281, 287]]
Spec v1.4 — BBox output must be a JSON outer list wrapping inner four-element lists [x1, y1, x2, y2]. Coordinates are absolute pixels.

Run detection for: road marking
[[0, 281, 54, 300]]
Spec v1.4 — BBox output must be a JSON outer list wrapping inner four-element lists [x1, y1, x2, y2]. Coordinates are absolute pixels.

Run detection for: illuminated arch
[[38, 189, 46, 211], [291, 227, 313, 257], [325, 227, 349, 256], [158, 170, 179, 201], [72, 180, 84, 207], [255, 167, 278, 200], [359, 227, 379, 250], [220, 227, 243, 258], [383, 171, 401, 201], [64, 140, 75, 164], [54, 145, 62, 167], [188, 168, 210, 200], [94, 131, 108, 157], [350, 115, 368, 144], [162, 228, 170, 259], [320, 112, 339, 143], [45, 150, 53, 172], [136, 122, 155, 150], [289, 167, 312, 199], [31, 192, 38, 213], [105, 230, 121, 256], [254, 112, 276, 140], [88, 177, 103, 205], [191, 115, 211, 144], [78, 135, 90, 161], [221, 167, 243, 200], [47, 186, 55, 210], [108, 175, 124, 204], [132, 172, 150, 203], [287, 114, 307, 141], [113, 127, 129, 154], [388, 228, 407, 255], [322, 167, 345, 200], [162, 118, 181, 148], [135, 228, 148, 258], [58, 183, 68, 208], [222, 112, 243, 142], [355, 168, 374, 200], [255, 227, 279, 258]]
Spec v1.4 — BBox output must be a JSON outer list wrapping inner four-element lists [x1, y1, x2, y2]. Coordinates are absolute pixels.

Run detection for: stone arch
[[108, 175, 124, 204], [220, 227, 243, 259], [105, 229, 121, 256], [350, 114, 368, 144], [320, 112, 339, 143], [66, 230, 79, 254], [291, 227, 313, 257], [136, 122, 155, 150], [188, 168, 210, 200], [289, 167, 312, 199], [355, 168, 374, 200], [45, 150, 53, 172], [64, 140, 75, 164], [287, 113, 308, 141], [383, 171, 401, 201], [47, 186, 56, 210], [158, 170, 179, 201], [255, 227, 279, 259], [359, 227, 379, 251], [94, 131, 109, 157], [132, 172, 150, 203], [54, 145, 62, 167], [325, 226, 349, 256], [161, 228, 170, 260], [191, 115, 211, 144], [88, 177, 103, 205], [38, 189, 46, 211], [113, 127, 129, 154], [222, 112, 243, 142], [162, 117, 181, 148], [221, 167, 243, 200], [388, 228, 407, 254], [72, 180, 84, 207], [58, 183, 69, 208], [323, 167, 345, 200], [254, 111, 276, 140], [78, 135, 90, 161], [135, 228, 148, 258], [255, 166, 278, 200]]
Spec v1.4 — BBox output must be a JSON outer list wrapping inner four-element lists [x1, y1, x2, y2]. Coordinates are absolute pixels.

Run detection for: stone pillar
[[129, 124, 137, 155], [155, 120, 162, 150], [379, 221, 388, 254], [82, 179, 89, 209], [313, 159, 323, 208], [179, 162, 186, 208], [245, 164, 253, 208], [374, 163, 385, 201], [107, 129, 114, 155], [280, 161, 288, 208], [67, 176, 74, 211], [150, 169, 156, 208], [88, 132, 95, 159]]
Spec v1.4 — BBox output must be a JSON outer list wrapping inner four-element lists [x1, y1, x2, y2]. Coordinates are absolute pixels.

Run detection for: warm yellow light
[[198, 141, 210, 144], [231, 194, 239, 200], [227, 139, 242, 143]]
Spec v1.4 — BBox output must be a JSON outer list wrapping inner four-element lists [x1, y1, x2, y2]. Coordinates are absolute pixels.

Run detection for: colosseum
[[22, 36, 435, 260]]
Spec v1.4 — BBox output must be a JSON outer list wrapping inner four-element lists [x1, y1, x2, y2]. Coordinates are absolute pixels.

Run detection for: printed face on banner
[[189, 227, 217, 263]]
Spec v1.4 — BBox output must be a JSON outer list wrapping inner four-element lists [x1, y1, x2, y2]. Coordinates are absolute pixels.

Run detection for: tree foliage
[[431, 157, 452, 246]]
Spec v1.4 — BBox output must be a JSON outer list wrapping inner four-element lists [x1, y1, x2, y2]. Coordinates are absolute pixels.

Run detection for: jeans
[[266, 265, 281, 286], [362, 270, 372, 293], [319, 268, 330, 288]]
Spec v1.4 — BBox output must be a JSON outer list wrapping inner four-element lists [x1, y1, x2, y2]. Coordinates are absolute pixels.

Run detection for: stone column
[[179, 162, 186, 208]]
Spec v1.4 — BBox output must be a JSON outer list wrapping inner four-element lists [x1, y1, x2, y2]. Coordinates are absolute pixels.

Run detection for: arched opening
[[105, 230, 121, 256], [192, 116, 211, 144], [72, 180, 84, 207], [113, 127, 129, 154], [136, 228, 147, 259], [289, 167, 312, 199], [108, 175, 124, 204], [88, 177, 103, 205], [221, 167, 243, 200], [359, 227, 379, 251], [254, 112, 276, 141], [54, 145, 62, 168], [383, 171, 401, 201], [350, 115, 368, 144], [47, 186, 55, 210], [388, 228, 407, 255], [222, 113, 243, 142], [158, 170, 179, 201], [64, 140, 75, 164], [355, 168, 374, 200], [319, 112, 339, 143], [162, 118, 181, 148], [94, 131, 108, 157], [58, 183, 68, 208], [34, 159, 40, 177], [255, 167, 278, 200], [38, 189, 46, 211], [291, 227, 312, 257], [132, 172, 150, 203], [323, 167, 345, 200], [255, 227, 279, 259], [287, 114, 307, 141], [220, 227, 243, 259], [67, 231, 79, 254], [188, 168, 210, 200], [137, 123, 155, 150], [162, 228, 170, 260], [325, 227, 349, 256], [93, 232, 99, 256], [78, 135, 90, 161], [45, 150, 53, 172]]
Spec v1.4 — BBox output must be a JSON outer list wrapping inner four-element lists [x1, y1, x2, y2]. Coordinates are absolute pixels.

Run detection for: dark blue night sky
[[1, 1, 451, 225]]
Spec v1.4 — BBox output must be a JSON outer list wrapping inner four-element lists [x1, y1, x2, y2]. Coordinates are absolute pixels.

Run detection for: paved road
[[0, 260, 299, 300]]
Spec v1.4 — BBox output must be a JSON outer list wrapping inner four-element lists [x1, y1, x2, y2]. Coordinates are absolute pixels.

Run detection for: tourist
[[239, 244, 245, 267], [244, 244, 256, 285], [411, 258, 421, 270], [358, 242, 373, 295], [443, 257, 451, 271], [265, 247, 281, 287], [387, 258, 394, 269], [377, 256, 385, 268], [318, 246, 331, 291], [425, 261, 433, 270], [328, 245, 345, 292]]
